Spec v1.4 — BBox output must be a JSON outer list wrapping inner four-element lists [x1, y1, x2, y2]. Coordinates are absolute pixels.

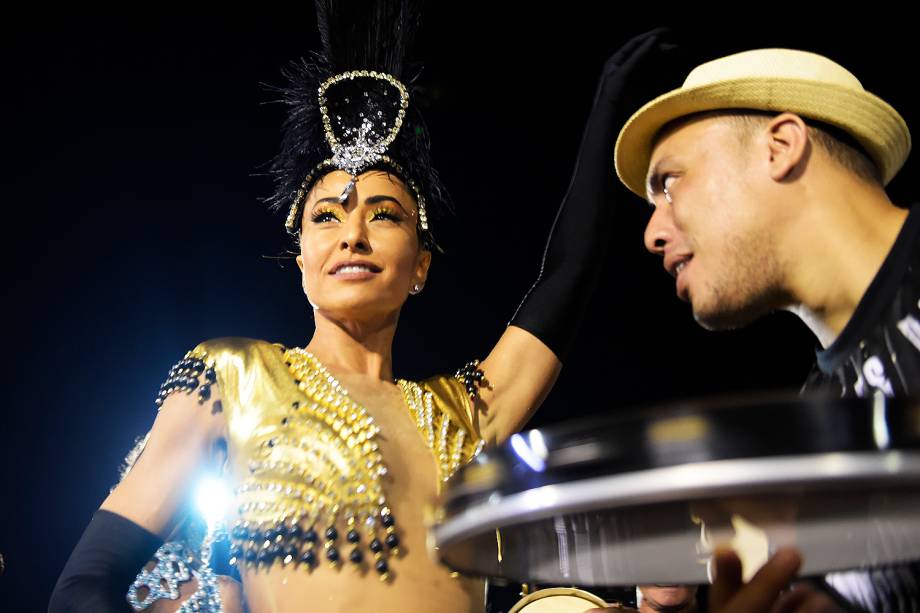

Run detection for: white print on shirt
[[862, 356, 894, 397], [851, 354, 867, 397], [853, 370, 866, 397], [897, 314, 920, 352]]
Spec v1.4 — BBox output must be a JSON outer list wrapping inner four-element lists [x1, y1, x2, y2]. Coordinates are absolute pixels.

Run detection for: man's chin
[[691, 303, 754, 332], [647, 589, 693, 606]]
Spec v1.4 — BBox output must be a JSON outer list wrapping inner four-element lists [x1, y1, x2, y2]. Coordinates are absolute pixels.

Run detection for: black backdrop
[[4, 8, 917, 612]]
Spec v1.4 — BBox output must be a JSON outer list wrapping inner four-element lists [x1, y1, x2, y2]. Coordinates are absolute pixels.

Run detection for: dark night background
[[3, 8, 917, 612]]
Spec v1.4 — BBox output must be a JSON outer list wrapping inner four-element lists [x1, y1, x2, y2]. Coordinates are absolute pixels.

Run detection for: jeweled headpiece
[[267, 0, 445, 249]]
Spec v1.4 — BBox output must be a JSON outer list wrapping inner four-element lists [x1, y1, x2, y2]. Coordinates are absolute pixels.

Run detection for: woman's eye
[[311, 211, 340, 223], [372, 210, 401, 222]]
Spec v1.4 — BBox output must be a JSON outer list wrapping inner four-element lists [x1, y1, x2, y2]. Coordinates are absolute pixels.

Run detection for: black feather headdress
[[266, 0, 446, 250]]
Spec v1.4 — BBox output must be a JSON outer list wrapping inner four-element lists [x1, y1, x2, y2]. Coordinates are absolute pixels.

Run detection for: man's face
[[638, 584, 698, 612], [643, 116, 787, 330]]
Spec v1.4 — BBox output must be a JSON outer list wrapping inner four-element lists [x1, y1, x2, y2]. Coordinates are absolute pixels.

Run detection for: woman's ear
[[415, 248, 432, 286]]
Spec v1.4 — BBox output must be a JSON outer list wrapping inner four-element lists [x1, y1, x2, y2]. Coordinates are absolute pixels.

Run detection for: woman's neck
[[305, 309, 399, 381]]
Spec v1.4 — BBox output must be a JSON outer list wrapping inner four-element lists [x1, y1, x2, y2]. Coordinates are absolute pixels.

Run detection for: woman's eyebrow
[[365, 194, 409, 215]]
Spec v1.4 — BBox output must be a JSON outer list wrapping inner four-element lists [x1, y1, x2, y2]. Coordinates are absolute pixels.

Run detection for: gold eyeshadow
[[311, 206, 344, 222], [369, 207, 402, 222]]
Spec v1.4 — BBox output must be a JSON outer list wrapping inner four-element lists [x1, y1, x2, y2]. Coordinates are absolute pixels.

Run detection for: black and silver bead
[[300, 548, 317, 568], [282, 544, 298, 565], [454, 359, 485, 399], [154, 352, 216, 408], [229, 513, 401, 576]]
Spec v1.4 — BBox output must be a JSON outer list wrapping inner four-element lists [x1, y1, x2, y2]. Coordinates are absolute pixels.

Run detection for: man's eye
[[662, 175, 676, 203]]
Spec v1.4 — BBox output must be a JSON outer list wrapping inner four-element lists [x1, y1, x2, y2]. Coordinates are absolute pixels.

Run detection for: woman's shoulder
[[414, 359, 484, 422], [411, 370, 484, 453], [184, 337, 290, 373], [185, 338, 297, 411], [414, 371, 469, 407], [192, 337, 286, 358]]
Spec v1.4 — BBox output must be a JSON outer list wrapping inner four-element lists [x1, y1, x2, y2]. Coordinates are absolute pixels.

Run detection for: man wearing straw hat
[[613, 49, 919, 612]]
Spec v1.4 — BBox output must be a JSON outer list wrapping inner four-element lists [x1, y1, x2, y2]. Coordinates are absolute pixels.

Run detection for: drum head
[[508, 587, 609, 613], [431, 394, 920, 585]]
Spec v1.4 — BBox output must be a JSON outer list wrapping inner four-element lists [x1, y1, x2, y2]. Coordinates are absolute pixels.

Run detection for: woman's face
[[295, 170, 431, 322]]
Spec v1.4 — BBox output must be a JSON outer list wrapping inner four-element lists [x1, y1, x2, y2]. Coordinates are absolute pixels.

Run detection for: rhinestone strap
[[127, 541, 223, 613]]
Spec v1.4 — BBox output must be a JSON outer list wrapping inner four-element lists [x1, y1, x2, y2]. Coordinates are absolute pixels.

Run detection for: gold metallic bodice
[[192, 337, 483, 576]]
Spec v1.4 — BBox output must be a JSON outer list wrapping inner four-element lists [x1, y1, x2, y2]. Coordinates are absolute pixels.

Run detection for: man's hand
[[710, 548, 841, 613]]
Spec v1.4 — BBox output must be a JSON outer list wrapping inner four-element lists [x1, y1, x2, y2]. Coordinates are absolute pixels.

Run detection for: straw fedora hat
[[614, 48, 911, 198]]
